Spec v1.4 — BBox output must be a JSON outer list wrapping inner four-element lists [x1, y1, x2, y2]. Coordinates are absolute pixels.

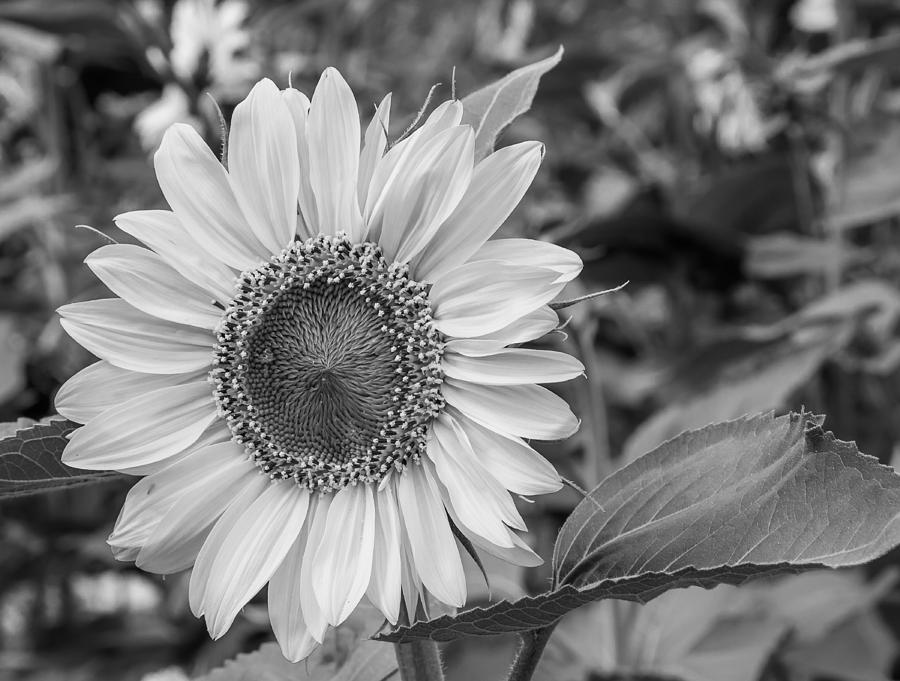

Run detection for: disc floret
[[211, 234, 445, 492]]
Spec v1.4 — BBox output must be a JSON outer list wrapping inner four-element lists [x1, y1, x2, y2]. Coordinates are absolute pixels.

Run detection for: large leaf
[[378, 412, 900, 642], [461, 46, 563, 161], [0, 418, 122, 500]]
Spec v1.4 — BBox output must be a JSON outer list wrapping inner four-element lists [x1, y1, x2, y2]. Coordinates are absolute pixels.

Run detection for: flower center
[[211, 234, 445, 492]]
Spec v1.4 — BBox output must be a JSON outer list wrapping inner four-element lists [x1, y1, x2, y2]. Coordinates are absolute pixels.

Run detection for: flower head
[[57, 69, 583, 661]]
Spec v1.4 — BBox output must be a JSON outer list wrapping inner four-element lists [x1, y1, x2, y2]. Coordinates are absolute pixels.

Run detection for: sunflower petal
[[282, 88, 318, 237], [442, 348, 584, 385], [430, 415, 524, 546], [412, 141, 544, 282], [443, 379, 579, 441], [431, 260, 563, 338], [470, 238, 582, 284], [358, 93, 391, 210], [197, 482, 310, 638], [55, 361, 197, 424], [136, 442, 257, 574], [86, 244, 222, 329], [397, 461, 466, 607], [269, 526, 321, 662], [454, 413, 562, 495], [307, 68, 363, 240], [379, 126, 474, 264], [62, 381, 217, 470], [311, 483, 376, 626], [58, 299, 213, 374], [114, 210, 235, 303], [366, 483, 402, 624], [154, 124, 268, 269], [228, 79, 300, 253], [443, 306, 559, 356]]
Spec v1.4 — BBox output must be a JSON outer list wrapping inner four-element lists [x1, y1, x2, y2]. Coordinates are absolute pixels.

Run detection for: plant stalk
[[394, 640, 445, 681], [507, 625, 556, 681]]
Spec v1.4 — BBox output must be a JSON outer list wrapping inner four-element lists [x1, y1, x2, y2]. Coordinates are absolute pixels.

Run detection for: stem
[[507, 625, 556, 681], [394, 640, 445, 681]]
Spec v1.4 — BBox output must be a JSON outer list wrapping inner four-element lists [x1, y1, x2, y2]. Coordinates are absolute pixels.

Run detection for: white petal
[[55, 361, 198, 424], [358, 93, 391, 211], [154, 123, 268, 269], [378, 126, 474, 264], [62, 381, 218, 470], [444, 306, 559, 356], [114, 210, 235, 303], [298, 495, 332, 642], [442, 348, 583, 385], [397, 461, 466, 607], [399, 530, 424, 623], [429, 416, 524, 546], [366, 483, 402, 624], [307, 68, 363, 240], [312, 483, 375, 626], [228, 79, 300, 253], [364, 100, 463, 239], [470, 238, 583, 284], [86, 244, 222, 329], [59, 299, 213, 374], [430, 260, 563, 338], [412, 141, 544, 282], [136, 442, 257, 574], [188, 475, 269, 617], [455, 413, 562, 496], [107, 440, 245, 554], [443, 379, 579, 441], [282, 88, 318, 237], [444, 502, 543, 568], [197, 482, 310, 638], [269, 525, 321, 662], [115, 421, 231, 477]]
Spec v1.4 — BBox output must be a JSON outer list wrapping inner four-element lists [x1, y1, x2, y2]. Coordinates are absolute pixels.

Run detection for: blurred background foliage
[[5, 0, 900, 679]]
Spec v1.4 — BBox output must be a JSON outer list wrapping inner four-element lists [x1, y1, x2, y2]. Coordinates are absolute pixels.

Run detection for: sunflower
[[56, 69, 583, 661]]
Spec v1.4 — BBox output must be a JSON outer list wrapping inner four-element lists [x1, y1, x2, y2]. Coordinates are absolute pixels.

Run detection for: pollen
[[211, 234, 445, 492]]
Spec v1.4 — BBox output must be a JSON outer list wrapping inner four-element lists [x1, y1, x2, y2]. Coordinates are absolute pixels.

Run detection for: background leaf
[[380, 412, 900, 641], [460, 46, 563, 161], [621, 330, 847, 462], [194, 640, 397, 681], [536, 586, 783, 681], [0, 417, 122, 500]]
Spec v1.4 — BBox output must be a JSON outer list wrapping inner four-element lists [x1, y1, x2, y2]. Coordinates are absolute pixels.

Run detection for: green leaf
[[0, 418, 123, 500], [378, 412, 900, 642], [460, 46, 563, 161], [193, 640, 397, 681]]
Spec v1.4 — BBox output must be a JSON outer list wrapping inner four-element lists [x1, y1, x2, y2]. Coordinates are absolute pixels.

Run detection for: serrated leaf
[[193, 640, 397, 681], [460, 46, 563, 161], [0, 418, 123, 499], [194, 642, 332, 681], [379, 412, 900, 642]]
